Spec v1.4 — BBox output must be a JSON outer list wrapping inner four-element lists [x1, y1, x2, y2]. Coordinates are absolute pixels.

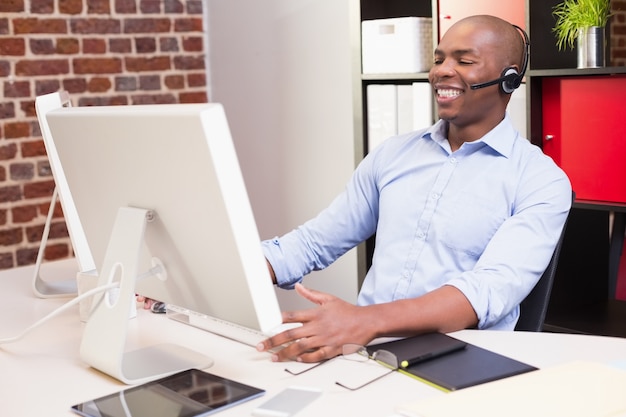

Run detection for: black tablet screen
[[71, 369, 265, 417]]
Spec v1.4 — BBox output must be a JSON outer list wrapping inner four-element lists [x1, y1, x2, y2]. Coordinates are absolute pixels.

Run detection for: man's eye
[[459, 60, 474, 65]]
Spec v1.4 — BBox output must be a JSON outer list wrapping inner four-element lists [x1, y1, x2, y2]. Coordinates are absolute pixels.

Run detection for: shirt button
[[450, 157, 457, 164], [431, 193, 440, 200]]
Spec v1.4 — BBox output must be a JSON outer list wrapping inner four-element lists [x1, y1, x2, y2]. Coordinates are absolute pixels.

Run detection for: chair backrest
[[515, 205, 571, 332]]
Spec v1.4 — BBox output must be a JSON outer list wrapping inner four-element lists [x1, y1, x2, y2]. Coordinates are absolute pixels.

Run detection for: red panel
[[438, 0, 525, 39], [542, 76, 626, 204]]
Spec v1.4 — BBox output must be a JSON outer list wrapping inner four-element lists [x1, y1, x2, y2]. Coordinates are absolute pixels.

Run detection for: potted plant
[[552, 0, 611, 67]]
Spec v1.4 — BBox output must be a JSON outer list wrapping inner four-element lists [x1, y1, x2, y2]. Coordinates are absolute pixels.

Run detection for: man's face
[[428, 23, 506, 130]]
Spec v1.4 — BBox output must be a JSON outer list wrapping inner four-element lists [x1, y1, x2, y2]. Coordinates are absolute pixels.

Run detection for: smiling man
[[257, 15, 572, 363]]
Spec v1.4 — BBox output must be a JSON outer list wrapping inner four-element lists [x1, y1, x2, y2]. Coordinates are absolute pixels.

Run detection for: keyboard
[[165, 304, 300, 348]]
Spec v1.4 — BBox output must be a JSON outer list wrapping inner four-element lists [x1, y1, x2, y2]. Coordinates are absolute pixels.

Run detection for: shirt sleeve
[[446, 154, 572, 329]]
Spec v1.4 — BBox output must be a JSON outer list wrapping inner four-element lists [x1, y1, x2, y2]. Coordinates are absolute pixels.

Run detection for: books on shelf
[[366, 82, 433, 152]]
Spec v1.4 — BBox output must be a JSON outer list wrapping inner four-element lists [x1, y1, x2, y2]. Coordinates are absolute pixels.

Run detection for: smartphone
[[71, 369, 265, 417], [252, 386, 322, 417]]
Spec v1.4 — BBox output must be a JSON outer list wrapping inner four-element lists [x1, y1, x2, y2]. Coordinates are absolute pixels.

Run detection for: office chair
[[515, 199, 572, 332]]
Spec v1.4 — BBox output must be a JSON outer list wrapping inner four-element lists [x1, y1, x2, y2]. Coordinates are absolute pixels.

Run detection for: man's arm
[[256, 283, 477, 363]]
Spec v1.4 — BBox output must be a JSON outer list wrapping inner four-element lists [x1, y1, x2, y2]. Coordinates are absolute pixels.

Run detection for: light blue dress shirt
[[262, 116, 572, 330]]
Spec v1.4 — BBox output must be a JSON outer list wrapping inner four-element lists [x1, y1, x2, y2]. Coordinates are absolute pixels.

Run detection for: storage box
[[362, 17, 433, 74]]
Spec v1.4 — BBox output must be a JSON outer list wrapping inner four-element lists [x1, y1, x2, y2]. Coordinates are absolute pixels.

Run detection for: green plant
[[552, 0, 611, 51]]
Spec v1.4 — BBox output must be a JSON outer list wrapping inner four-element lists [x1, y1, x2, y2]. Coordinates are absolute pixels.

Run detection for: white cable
[[0, 281, 119, 345], [0, 263, 165, 345]]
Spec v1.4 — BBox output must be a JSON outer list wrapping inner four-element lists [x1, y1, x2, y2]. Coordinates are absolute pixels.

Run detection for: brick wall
[[0, 0, 207, 270], [611, 0, 626, 66]]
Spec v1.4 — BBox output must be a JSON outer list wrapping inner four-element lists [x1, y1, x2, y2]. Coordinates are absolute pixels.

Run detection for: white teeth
[[437, 89, 461, 98]]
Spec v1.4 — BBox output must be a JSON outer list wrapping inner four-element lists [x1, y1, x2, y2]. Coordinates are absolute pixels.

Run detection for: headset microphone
[[469, 24, 530, 94]]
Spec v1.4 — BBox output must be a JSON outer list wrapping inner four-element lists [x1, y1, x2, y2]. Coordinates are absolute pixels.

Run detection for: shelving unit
[[527, 1, 626, 337], [352, 0, 626, 336]]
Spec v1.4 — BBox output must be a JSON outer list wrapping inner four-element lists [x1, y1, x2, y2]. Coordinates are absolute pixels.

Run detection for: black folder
[[368, 333, 537, 392]]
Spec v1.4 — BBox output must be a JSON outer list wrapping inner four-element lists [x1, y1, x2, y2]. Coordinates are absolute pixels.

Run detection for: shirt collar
[[421, 115, 518, 158]]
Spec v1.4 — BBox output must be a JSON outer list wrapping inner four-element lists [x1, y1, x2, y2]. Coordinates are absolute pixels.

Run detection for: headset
[[470, 24, 530, 94]]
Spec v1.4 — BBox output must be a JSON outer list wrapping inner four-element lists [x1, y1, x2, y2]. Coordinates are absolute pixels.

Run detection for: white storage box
[[362, 17, 433, 74]]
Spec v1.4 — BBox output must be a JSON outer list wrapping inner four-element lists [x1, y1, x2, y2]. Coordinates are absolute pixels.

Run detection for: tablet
[[71, 369, 265, 417]]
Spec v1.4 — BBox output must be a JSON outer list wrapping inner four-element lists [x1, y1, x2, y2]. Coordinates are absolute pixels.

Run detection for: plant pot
[[577, 26, 605, 68]]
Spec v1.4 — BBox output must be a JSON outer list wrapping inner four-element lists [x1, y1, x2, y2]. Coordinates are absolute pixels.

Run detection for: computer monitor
[[45, 102, 283, 384]]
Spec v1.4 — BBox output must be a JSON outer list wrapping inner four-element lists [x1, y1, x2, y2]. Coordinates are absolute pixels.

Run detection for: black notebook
[[368, 333, 537, 392]]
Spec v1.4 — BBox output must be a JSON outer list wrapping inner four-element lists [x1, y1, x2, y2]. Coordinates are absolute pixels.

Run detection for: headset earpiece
[[500, 67, 521, 94]]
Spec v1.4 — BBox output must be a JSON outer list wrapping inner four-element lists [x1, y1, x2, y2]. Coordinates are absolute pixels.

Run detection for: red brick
[[0, 103, 16, 119], [31, 0, 54, 14], [0, 61, 10, 77], [124, 18, 171, 34], [115, 0, 136, 13], [131, 93, 176, 105], [187, 1, 202, 14], [4, 80, 31, 98], [160, 37, 179, 52], [30, 38, 55, 54], [10, 163, 35, 181], [0, 166, 5, 181], [135, 37, 156, 53], [0, 253, 14, 270], [12, 204, 37, 223], [165, 74, 184, 89], [0, 0, 24, 13], [0, 143, 18, 160], [77, 96, 128, 106], [0, 209, 6, 224], [73, 57, 122, 74], [125, 56, 170, 72], [173, 55, 204, 70], [88, 77, 112, 92], [23, 180, 55, 199], [0, 228, 23, 246], [174, 17, 203, 32], [71, 18, 121, 34], [187, 72, 206, 87], [35, 79, 60, 95], [165, 0, 183, 13], [0, 185, 21, 203], [109, 38, 132, 53], [0, 38, 26, 56], [139, 75, 160, 90], [87, 0, 110, 14], [21, 140, 46, 157], [179, 91, 207, 103], [63, 77, 88, 93], [140, 0, 161, 14], [56, 38, 80, 54], [4, 122, 30, 139], [13, 18, 68, 34], [20, 101, 37, 118], [16, 247, 38, 266], [16, 59, 70, 76], [83, 38, 107, 54], [182, 36, 203, 52], [59, 0, 83, 14], [0, 19, 8, 35]]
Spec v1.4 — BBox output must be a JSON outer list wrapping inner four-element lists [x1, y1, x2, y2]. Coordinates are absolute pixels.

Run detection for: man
[[257, 15, 571, 363]]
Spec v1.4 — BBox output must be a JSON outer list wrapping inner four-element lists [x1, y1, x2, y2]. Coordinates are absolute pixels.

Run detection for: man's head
[[429, 15, 527, 141]]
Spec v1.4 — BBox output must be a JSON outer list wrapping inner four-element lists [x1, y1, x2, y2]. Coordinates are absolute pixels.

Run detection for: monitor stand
[[79, 206, 213, 385], [32, 187, 79, 298]]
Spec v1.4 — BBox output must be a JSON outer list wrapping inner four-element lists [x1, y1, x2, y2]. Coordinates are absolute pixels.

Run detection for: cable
[[0, 281, 118, 345], [0, 263, 165, 345]]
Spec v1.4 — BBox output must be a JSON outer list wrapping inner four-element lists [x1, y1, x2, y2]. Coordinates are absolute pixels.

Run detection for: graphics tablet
[[71, 369, 265, 417]]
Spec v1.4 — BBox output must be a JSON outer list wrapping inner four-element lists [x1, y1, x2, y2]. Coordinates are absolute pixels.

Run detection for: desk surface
[[2, 259, 626, 417]]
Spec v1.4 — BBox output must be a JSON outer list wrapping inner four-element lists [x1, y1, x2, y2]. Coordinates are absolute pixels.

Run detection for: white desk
[[2, 259, 626, 416]]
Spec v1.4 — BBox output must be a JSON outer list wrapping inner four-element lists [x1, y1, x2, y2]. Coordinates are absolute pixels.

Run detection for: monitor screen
[[46, 103, 283, 334]]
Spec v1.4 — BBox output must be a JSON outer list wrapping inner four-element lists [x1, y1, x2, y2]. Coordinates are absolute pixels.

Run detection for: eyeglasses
[[335, 344, 399, 391], [284, 360, 328, 376]]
